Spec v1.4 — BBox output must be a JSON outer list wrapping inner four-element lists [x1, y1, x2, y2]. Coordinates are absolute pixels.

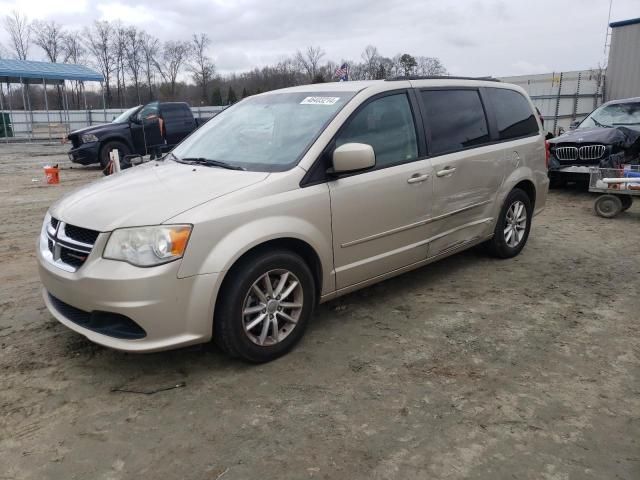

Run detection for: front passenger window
[[336, 93, 418, 168]]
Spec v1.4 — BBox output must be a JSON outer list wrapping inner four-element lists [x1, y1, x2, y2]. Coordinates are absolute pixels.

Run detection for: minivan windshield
[[112, 106, 141, 123], [171, 91, 356, 171], [579, 102, 640, 129]]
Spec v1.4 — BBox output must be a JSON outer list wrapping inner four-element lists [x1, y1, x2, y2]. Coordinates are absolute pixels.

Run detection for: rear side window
[[487, 88, 539, 140], [420, 90, 490, 155], [336, 93, 418, 168]]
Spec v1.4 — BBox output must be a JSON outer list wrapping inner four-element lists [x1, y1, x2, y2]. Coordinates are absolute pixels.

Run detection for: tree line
[[1, 10, 447, 110]]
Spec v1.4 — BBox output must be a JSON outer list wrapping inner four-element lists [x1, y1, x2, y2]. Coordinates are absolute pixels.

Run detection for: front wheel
[[99, 140, 130, 173], [214, 250, 316, 363], [485, 188, 533, 258]]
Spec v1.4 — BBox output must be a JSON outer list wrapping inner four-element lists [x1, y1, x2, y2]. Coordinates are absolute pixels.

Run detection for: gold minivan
[[38, 78, 548, 362]]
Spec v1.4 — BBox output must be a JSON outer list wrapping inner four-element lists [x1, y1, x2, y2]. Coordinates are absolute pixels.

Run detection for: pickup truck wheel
[[485, 188, 532, 259], [100, 140, 130, 171], [214, 250, 316, 363]]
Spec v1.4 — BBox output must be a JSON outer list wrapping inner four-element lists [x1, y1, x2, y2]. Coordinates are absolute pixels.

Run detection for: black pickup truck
[[67, 101, 203, 168]]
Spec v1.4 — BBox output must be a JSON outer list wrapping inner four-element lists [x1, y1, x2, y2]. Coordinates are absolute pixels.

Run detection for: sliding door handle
[[407, 173, 430, 184], [436, 167, 456, 177]]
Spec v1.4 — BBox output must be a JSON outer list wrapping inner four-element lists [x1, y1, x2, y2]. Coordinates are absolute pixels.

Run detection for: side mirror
[[331, 143, 375, 174], [569, 120, 580, 130]]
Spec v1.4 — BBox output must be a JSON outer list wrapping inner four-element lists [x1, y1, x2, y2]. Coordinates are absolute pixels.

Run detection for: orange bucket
[[44, 165, 60, 185]]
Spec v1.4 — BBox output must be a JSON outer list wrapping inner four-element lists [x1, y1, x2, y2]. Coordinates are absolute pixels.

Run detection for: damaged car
[[548, 97, 640, 187]]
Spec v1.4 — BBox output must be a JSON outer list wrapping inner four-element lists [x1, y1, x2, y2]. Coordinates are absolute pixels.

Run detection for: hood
[[68, 123, 123, 138], [549, 126, 640, 149], [50, 161, 269, 231]]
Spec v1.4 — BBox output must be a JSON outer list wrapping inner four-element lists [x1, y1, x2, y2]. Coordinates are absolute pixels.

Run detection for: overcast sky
[[0, 0, 638, 77]]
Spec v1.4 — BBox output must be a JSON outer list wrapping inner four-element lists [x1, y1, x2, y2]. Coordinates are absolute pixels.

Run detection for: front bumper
[[37, 235, 220, 352], [68, 142, 100, 165]]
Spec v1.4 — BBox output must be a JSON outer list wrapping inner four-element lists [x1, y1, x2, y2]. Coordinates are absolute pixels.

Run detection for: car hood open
[[549, 126, 640, 149], [50, 160, 269, 231]]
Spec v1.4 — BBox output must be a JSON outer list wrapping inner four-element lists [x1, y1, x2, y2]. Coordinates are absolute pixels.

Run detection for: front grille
[[45, 217, 99, 272], [555, 146, 578, 161], [48, 293, 147, 339], [64, 224, 100, 245], [578, 144, 606, 160]]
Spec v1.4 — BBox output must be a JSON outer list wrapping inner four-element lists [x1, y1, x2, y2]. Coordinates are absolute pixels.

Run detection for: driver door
[[328, 91, 433, 289], [131, 102, 162, 155]]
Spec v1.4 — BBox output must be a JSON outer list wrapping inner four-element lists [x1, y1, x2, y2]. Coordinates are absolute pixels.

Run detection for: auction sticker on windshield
[[300, 96, 341, 105]]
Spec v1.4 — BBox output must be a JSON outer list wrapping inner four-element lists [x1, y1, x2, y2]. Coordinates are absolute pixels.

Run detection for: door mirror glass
[[332, 143, 375, 173], [569, 120, 580, 130]]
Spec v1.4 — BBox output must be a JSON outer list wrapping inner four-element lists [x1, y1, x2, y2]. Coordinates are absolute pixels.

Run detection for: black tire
[[619, 195, 633, 211], [594, 194, 622, 218], [485, 188, 533, 259], [214, 250, 316, 363], [99, 140, 130, 172]]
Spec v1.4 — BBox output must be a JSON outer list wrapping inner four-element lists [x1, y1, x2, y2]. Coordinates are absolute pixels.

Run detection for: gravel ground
[[1, 144, 639, 480]]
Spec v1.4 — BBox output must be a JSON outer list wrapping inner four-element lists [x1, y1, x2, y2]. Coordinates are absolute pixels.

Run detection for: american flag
[[334, 63, 348, 81]]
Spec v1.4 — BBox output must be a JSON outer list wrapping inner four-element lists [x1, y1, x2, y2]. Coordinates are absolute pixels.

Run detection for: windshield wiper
[[591, 118, 612, 128], [175, 156, 245, 170]]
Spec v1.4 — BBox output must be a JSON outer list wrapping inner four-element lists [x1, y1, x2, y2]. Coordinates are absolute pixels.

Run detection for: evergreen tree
[[241, 87, 249, 98], [210, 86, 223, 106], [227, 86, 238, 104]]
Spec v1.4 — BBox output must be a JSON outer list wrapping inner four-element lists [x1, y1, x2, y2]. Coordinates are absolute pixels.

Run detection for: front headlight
[[81, 133, 98, 144], [103, 225, 192, 267]]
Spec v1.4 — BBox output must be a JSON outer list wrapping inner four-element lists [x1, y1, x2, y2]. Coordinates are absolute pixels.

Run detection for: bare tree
[[140, 33, 159, 101], [188, 33, 215, 103], [295, 46, 325, 81], [124, 27, 144, 104], [361, 45, 380, 80], [155, 40, 190, 99], [31, 20, 65, 63], [63, 31, 87, 108], [85, 21, 115, 106], [4, 10, 30, 60], [415, 56, 447, 76], [112, 22, 127, 107], [0, 42, 7, 58]]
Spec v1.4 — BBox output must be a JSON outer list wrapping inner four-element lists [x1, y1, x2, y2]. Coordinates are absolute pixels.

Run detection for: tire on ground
[[99, 140, 130, 171], [214, 249, 316, 363], [485, 188, 533, 259], [594, 194, 622, 218]]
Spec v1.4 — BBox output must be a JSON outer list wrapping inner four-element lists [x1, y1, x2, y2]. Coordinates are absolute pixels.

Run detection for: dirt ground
[[1, 143, 639, 480]]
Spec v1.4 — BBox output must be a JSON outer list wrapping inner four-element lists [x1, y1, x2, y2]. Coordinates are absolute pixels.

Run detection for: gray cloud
[[0, 0, 639, 77]]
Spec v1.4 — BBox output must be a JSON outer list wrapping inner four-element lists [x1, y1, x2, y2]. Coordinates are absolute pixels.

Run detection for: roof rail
[[386, 75, 501, 82]]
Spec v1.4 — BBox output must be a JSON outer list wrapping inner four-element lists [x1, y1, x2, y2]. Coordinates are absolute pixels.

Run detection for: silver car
[[38, 78, 549, 362]]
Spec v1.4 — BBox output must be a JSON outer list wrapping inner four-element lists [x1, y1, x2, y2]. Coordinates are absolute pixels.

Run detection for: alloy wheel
[[242, 269, 304, 346], [503, 200, 527, 248]]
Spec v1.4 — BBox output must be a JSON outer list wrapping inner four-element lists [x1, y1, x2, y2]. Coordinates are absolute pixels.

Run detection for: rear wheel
[[100, 140, 130, 173], [619, 195, 633, 211], [485, 188, 533, 258], [594, 194, 622, 218], [214, 250, 316, 363]]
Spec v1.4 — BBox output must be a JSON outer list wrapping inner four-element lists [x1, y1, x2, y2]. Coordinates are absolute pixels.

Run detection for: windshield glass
[[171, 91, 356, 171], [112, 106, 141, 123], [579, 102, 640, 129]]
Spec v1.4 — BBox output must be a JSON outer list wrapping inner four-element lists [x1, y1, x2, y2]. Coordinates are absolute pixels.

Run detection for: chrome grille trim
[[578, 144, 606, 160], [41, 217, 98, 272], [555, 146, 578, 161]]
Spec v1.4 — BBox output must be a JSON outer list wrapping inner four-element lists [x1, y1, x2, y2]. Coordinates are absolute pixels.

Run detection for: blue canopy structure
[[0, 58, 103, 84], [0, 59, 105, 142]]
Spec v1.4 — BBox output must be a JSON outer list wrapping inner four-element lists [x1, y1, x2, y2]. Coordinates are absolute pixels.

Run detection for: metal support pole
[[62, 81, 71, 136], [19, 78, 31, 141], [82, 83, 90, 127], [43, 78, 52, 141], [7, 82, 14, 141], [0, 82, 8, 143], [101, 82, 107, 123]]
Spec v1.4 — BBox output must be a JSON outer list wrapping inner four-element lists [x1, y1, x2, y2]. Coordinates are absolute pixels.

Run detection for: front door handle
[[436, 166, 456, 177], [407, 173, 430, 184]]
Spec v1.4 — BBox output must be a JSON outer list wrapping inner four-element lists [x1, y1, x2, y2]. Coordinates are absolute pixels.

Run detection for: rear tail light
[[545, 140, 550, 169]]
